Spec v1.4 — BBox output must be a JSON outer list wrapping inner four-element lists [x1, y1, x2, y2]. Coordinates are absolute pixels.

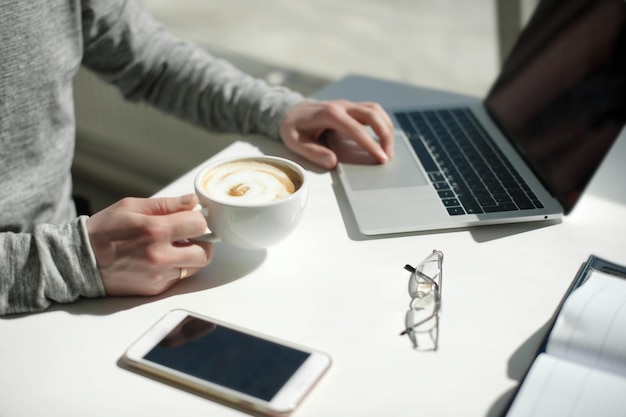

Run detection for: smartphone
[[122, 309, 331, 416]]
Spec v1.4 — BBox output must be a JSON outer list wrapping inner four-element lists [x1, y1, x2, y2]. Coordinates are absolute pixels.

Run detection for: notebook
[[503, 255, 626, 417], [316, 0, 626, 235]]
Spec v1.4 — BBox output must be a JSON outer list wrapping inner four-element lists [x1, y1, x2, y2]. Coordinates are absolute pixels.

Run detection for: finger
[[324, 110, 390, 164], [173, 240, 214, 268], [347, 103, 395, 157], [158, 209, 208, 242], [113, 208, 207, 245], [134, 194, 199, 216], [170, 242, 214, 283], [286, 133, 338, 169], [148, 241, 213, 283], [349, 102, 394, 132], [174, 266, 202, 281]]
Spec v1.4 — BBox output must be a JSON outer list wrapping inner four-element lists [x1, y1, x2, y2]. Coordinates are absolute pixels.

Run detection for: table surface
[[2, 75, 625, 417]]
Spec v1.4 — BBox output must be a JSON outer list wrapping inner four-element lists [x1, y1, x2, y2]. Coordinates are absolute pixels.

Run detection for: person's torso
[[0, 0, 83, 231]]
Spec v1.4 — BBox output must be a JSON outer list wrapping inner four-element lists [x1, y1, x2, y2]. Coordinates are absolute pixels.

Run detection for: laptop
[[315, 0, 626, 236]]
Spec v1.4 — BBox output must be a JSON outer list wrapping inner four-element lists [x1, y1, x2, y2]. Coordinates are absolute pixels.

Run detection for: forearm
[[81, 0, 303, 140], [0, 217, 106, 316], [133, 38, 304, 140]]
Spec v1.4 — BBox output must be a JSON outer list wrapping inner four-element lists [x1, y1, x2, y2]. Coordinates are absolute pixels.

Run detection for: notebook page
[[506, 354, 626, 417], [545, 270, 626, 376]]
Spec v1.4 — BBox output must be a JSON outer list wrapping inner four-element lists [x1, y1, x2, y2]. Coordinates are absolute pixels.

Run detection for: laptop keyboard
[[394, 108, 544, 216]]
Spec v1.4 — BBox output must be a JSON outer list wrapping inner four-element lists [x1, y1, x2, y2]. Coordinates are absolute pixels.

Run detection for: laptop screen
[[485, 0, 626, 213]]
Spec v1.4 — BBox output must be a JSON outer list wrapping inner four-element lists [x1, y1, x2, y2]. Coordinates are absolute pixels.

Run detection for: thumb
[[299, 141, 338, 169], [140, 194, 199, 216]]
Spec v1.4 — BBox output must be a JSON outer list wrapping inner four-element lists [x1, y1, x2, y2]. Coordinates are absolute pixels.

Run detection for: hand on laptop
[[279, 100, 394, 169]]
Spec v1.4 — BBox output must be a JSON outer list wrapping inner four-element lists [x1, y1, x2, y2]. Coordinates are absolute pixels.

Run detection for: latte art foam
[[201, 160, 302, 204]]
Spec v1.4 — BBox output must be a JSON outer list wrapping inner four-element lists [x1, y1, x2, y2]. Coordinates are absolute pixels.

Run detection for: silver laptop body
[[315, 0, 626, 236]]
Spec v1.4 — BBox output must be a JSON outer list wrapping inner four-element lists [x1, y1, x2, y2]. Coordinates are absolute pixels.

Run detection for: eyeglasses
[[400, 250, 443, 351]]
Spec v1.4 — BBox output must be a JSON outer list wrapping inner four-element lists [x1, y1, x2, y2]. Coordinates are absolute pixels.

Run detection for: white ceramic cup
[[192, 155, 308, 250]]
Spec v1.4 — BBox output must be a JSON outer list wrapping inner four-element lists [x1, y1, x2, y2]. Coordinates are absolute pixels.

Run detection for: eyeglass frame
[[399, 249, 443, 351]]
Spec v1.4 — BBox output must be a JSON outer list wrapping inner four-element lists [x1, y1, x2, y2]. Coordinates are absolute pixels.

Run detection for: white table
[[2, 76, 625, 417]]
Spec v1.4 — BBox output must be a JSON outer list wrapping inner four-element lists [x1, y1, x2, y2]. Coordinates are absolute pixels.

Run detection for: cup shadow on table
[[45, 243, 267, 316], [327, 135, 562, 244]]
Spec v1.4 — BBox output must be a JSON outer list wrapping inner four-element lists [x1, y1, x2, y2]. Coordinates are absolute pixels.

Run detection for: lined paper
[[506, 270, 626, 417]]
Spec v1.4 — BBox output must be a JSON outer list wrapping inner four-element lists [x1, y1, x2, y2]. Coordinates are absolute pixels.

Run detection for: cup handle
[[190, 204, 220, 243], [190, 232, 220, 243]]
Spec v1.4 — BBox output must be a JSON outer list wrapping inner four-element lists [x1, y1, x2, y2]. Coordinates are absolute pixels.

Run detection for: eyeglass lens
[[403, 251, 442, 351]]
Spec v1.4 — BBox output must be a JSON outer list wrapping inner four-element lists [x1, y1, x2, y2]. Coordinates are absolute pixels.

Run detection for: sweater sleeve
[[0, 216, 106, 315], [80, 0, 304, 141]]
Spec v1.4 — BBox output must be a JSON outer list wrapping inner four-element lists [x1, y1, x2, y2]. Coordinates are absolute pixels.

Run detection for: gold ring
[[179, 267, 188, 280]]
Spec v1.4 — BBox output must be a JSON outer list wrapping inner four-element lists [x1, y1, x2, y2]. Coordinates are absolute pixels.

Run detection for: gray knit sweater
[[0, 0, 303, 314]]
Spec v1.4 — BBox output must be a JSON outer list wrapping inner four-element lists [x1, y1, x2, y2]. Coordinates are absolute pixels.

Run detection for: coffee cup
[[192, 155, 308, 250]]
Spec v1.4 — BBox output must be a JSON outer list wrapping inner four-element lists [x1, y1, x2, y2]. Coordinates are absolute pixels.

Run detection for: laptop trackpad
[[331, 134, 428, 191]]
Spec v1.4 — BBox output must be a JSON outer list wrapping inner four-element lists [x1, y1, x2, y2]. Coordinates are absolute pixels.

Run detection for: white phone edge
[[121, 309, 332, 417]]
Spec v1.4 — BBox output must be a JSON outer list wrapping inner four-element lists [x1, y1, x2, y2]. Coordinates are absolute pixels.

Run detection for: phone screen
[[142, 315, 310, 401]]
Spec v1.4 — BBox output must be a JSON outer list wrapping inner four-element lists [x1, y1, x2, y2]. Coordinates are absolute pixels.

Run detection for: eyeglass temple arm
[[399, 313, 436, 336], [404, 265, 439, 289]]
